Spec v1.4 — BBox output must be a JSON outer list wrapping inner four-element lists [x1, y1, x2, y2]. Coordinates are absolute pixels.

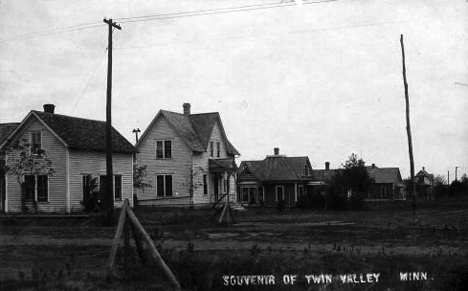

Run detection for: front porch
[[208, 158, 237, 205]]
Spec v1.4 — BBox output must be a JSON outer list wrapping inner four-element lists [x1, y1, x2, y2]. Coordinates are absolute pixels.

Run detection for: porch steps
[[214, 202, 246, 211], [230, 203, 247, 212]]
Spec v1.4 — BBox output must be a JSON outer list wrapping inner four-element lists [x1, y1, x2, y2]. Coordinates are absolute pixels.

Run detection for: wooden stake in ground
[[400, 34, 417, 221], [107, 199, 181, 291]]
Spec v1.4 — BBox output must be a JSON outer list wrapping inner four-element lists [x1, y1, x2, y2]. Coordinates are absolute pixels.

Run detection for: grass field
[[0, 196, 467, 290]]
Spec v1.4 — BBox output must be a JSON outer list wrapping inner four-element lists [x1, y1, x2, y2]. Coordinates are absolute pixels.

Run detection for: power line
[[70, 50, 107, 114], [114, 19, 405, 51], [0, 22, 102, 42], [1, 0, 339, 42], [115, 0, 339, 24]]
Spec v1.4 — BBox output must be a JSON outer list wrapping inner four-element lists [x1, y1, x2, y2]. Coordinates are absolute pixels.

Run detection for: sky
[[0, 0, 467, 181]]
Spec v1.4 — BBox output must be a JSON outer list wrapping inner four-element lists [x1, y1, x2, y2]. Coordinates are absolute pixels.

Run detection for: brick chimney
[[43, 104, 55, 114], [325, 162, 330, 171], [183, 103, 191, 115], [274, 147, 280, 155]]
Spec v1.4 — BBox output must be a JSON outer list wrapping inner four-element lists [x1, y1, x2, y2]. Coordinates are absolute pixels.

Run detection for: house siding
[[6, 117, 67, 213], [192, 121, 234, 205], [68, 150, 133, 211], [136, 116, 193, 204], [263, 183, 296, 207]]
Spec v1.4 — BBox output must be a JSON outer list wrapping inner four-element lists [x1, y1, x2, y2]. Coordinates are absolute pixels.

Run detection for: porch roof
[[209, 158, 238, 173]]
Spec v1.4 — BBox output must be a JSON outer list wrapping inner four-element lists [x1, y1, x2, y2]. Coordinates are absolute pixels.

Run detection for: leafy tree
[[81, 176, 101, 212], [433, 174, 447, 197], [133, 164, 152, 190], [5, 139, 55, 212], [329, 154, 374, 210]]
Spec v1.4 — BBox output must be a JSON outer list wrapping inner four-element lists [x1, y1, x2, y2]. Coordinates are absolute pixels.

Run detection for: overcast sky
[[0, 0, 467, 180]]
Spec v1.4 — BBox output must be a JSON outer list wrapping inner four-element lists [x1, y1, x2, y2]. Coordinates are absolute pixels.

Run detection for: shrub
[[81, 177, 101, 212]]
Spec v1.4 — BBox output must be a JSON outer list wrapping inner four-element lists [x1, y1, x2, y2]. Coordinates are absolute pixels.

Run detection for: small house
[[237, 148, 313, 207], [0, 104, 136, 213]]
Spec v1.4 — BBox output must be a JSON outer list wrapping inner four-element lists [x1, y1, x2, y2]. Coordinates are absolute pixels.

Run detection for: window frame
[[114, 175, 122, 201], [24, 174, 49, 202], [82, 174, 92, 201], [156, 174, 174, 197], [155, 139, 172, 159], [36, 175, 49, 202], [209, 141, 214, 157], [276, 185, 284, 202], [203, 174, 208, 195], [30, 131, 42, 155], [216, 142, 221, 158]]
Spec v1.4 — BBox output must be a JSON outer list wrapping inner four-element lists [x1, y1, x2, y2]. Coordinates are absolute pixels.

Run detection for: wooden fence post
[[126, 206, 181, 291], [107, 199, 129, 274]]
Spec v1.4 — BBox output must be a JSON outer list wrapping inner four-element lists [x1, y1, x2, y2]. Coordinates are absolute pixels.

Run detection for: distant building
[[311, 162, 406, 201], [366, 164, 406, 200], [0, 104, 136, 213], [237, 148, 313, 207], [415, 166, 434, 198], [135, 103, 240, 207]]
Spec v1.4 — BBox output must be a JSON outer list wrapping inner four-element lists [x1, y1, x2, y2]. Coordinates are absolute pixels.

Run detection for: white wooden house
[[0, 104, 136, 213], [135, 103, 240, 207]]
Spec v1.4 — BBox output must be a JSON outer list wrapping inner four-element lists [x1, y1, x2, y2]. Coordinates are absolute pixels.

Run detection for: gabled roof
[[0, 123, 20, 147], [1, 111, 136, 154], [138, 110, 240, 156], [239, 156, 312, 182], [367, 166, 403, 185], [311, 169, 339, 183], [416, 168, 434, 180]]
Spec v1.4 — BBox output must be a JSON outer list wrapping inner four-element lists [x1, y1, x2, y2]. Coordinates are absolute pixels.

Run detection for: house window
[[304, 165, 311, 176], [24, 175, 48, 202], [216, 142, 221, 158], [82, 175, 92, 199], [276, 186, 284, 202], [99, 175, 122, 201], [210, 141, 214, 157], [24, 175, 35, 200], [156, 140, 172, 159], [257, 186, 264, 202], [298, 185, 304, 201], [114, 175, 122, 201], [31, 131, 41, 154], [164, 140, 172, 159], [203, 174, 208, 195], [156, 174, 173, 197], [37, 175, 48, 202]]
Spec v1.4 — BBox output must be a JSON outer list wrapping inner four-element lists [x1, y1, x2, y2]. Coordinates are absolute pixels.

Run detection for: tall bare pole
[[400, 34, 417, 221], [103, 18, 121, 224]]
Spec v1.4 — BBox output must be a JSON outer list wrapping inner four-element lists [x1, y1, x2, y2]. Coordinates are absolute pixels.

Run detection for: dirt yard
[[1, 197, 467, 290]]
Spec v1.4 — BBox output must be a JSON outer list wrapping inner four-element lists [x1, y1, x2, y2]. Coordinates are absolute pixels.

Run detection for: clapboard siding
[[136, 116, 193, 204], [192, 121, 236, 204], [68, 150, 133, 211], [6, 116, 67, 213]]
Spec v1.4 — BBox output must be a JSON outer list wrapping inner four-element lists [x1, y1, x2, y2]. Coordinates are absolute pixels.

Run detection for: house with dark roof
[[415, 166, 434, 198], [135, 103, 240, 207], [0, 104, 136, 213], [237, 148, 313, 207], [366, 164, 405, 200], [310, 162, 406, 201]]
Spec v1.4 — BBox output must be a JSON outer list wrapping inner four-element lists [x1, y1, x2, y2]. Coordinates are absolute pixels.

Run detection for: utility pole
[[103, 18, 121, 225], [400, 34, 417, 222], [455, 166, 459, 181]]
